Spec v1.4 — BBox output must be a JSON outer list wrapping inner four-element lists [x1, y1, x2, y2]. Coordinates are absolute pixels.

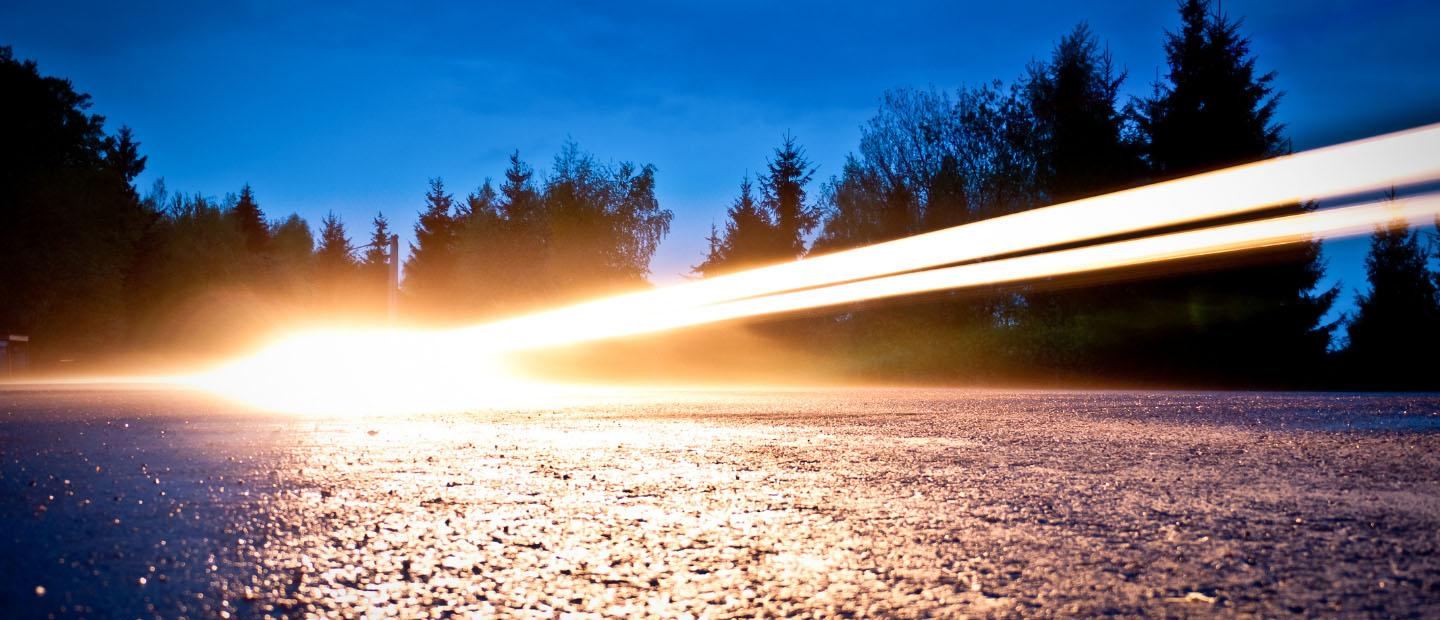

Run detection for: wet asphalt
[[2, 387, 1439, 618]]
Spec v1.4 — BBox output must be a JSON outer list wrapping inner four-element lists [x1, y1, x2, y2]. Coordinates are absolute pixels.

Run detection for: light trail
[[461, 123, 1440, 351], [192, 194, 1440, 414], [187, 124, 1440, 414], [614, 194, 1440, 334]]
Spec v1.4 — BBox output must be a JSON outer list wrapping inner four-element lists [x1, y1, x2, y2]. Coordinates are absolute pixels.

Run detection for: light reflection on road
[[4, 388, 1440, 617]]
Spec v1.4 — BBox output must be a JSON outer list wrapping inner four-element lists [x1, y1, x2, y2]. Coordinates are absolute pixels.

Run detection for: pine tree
[[104, 126, 147, 185], [315, 211, 354, 271], [453, 179, 509, 314], [462, 180, 501, 224], [698, 222, 723, 274], [500, 151, 544, 231], [360, 212, 393, 314], [414, 178, 456, 253], [1343, 196, 1440, 389], [1019, 24, 1146, 372], [760, 135, 818, 259], [313, 212, 355, 309], [1132, 0, 1335, 385], [1026, 24, 1140, 205], [231, 184, 269, 253], [694, 175, 778, 276], [1139, 0, 1281, 178], [362, 212, 392, 272], [493, 152, 550, 306], [404, 178, 457, 316]]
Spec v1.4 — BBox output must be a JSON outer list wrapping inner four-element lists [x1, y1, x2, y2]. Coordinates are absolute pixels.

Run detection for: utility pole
[[354, 234, 402, 324], [387, 233, 400, 323]]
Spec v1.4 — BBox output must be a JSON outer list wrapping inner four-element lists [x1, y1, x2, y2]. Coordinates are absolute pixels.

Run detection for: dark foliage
[[693, 175, 775, 276], [1341, 203, 1440, 389], [231, 184, 269, 253], [1128, 0, 1335, 386], [3, 3, 1433, 389], [1138, 0, 1283, 179], [313, 211, 356, 310], [403, 178, 459, 317], [0, 46, 148, 359], [1018, 24, 1148, 374], [407, 144, 673, 320], [543, 142, 671, 300], [761, 135, 819, 259]]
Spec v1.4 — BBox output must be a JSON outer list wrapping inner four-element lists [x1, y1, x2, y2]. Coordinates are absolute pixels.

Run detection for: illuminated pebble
[[35, 586, 45, 596]]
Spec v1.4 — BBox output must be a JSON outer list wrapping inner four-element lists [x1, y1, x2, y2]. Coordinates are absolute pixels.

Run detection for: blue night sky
[[3, 0, 1438, 325]]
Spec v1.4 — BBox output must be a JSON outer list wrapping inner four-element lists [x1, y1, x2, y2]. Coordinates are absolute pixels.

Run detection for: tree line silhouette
[[2, 0, 1437, 388]]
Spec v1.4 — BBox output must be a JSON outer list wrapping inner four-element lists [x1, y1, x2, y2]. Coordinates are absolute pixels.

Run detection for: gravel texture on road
[[2, 387, 1439, 618]]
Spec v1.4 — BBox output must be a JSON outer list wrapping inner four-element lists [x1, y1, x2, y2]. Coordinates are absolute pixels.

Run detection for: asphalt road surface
[[2, 386, 1439, 618]]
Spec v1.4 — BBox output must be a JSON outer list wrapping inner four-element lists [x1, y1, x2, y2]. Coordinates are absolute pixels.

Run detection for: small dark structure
[[0, 334, 30, 375]]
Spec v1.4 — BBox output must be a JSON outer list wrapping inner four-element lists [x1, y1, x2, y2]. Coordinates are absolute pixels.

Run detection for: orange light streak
[[188, 124, 1440, 414]]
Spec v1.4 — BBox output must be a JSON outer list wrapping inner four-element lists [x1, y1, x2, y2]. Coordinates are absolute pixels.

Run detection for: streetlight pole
[[354, 234, 402, 324]]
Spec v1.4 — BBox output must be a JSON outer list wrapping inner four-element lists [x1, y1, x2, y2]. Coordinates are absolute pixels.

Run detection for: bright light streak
[[638, 194, 1440, 330], [462, 123, 1440, 351], [188, 124, 1440, 414], [191, 329, 516, 415], [195, 194, 1440, 415], [188, 328, 630, 415]]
